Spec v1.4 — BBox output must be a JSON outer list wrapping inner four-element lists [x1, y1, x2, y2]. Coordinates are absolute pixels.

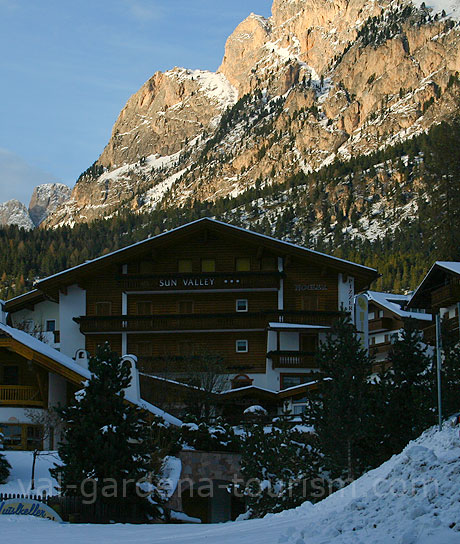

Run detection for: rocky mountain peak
[[0, 199, 35, 230], [28, 183, 71, 226], [43, 0, 460, 229]]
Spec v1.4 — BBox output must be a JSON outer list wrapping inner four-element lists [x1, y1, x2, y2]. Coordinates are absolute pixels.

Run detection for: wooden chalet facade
[[366, 291, 432, 365], [4, 218, 378, 418], [408, 261, 460, 343]]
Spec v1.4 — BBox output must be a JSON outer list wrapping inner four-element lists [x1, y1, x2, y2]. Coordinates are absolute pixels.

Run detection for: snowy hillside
[[413, 0, 460, 20], [1, 422, 459, 543]]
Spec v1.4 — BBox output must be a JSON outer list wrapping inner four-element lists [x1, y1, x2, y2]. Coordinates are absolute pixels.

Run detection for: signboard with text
[[0, 498, 63, 522]]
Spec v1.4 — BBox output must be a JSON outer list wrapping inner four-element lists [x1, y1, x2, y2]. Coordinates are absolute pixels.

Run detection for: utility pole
[[435, 312, 443, 432]]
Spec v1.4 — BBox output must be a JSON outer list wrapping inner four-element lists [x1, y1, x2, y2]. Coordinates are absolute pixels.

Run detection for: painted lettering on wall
[[295, 284, 328, 292], [159, 277, 216, 288], [0, 499, 63, 522]]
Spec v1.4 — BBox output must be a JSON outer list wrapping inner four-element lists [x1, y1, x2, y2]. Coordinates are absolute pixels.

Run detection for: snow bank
[[0, 424, 459, 543]]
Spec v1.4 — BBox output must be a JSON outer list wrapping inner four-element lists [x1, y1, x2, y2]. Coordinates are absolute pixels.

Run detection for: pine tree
[[440, 317, 460, 418], [379, 319, 434, 458], [240, 413, 320, 518], [0, 430, 11, 484], [307, 316, 375, 481], [51, 344, 157, 519]]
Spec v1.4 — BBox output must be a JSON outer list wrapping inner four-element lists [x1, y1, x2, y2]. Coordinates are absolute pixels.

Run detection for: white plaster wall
[[338, 273, 355, 322], [0, 407, 45, 424], [279, 332, 299, 351], [10, 300, 60, 347], [59, 284, 86, 359], [48, 373, 67, 407]]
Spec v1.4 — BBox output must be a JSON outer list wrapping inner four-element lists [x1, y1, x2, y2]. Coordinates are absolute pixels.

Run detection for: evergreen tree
[[379, 319, 434, 458], [440, 317, 460, 418], [0, 430, 11, 484], [51, 344, 157, 519], [240, 413, 320, 518], [307, 316, 375, 481]]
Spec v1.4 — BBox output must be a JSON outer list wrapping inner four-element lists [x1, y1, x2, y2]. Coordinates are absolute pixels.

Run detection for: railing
[[75, 310, 344, 334], [368, 317, 394, 332], [431, 283, 460, 308], [0, 386, 44, 407], [116, 271, 283, 291], [268, 351, 317, 369], [369, 341, 392, 355]]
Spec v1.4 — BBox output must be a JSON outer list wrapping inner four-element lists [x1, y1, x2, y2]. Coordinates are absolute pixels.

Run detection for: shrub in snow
[[179, 416, 240, 452], [239, 415, 321, 518], [0, 431, 11, 484], [51, 343, 160, 521]]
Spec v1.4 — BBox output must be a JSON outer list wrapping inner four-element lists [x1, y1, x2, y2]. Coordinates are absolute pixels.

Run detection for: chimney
[[74, 349, 89, 369], [121, 354, 141, 402]]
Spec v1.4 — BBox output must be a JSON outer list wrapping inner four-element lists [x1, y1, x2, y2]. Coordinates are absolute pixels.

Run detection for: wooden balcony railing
[[116, 271, 283, 291], [368, 317, 394, 332], [0, 386, 44, 407], [268, 351, 317, 369], [431, 283, 460, 308], [75, 310, 344, 334]]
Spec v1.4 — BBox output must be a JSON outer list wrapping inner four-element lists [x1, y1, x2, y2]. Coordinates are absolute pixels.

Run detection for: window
[[236, 339, 248, 353], [301, 295, 319, 311], [133, 342, 152, 357], [1, 425, 22, 449], [280, 374, 310, 389], [368, 312, 375, 320], [178, 259, 193, 273], [201, 259, 215, 272], [236, 299, 248, 312], [46, 320, 56, 332], [178, 300, 194, 314], [370, 336, 376, 345], [140, 261, 154, 274], [137, 301, 152, 315], [235, 257, 250, 272], [3, 365, 19, 385], [379, 310, 384, 318], [261, 257, 277, 271], [26, 426, 43, 451], [95, 302, 112, 315]]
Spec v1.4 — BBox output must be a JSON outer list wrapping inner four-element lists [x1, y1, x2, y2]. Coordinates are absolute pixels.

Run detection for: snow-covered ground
[[1, 423, 459, 543], [0, 450, 60, 496]]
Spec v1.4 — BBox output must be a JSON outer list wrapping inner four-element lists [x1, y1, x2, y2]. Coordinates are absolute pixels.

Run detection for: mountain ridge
[[41, 0, 460, 233]]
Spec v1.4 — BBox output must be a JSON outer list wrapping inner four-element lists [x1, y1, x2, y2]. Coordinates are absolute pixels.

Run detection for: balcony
[[75, 310, 344, 334], [0, 386, 44, 407], [268, 350, 317, 369], [368, 317, 394, 332], [116, 271, 283, 291], [431, 283, 460, 308]]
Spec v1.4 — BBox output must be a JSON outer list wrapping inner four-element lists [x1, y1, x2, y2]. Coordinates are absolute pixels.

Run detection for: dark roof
[[4, 289, 48, 313], [35, 218, 378, 294]]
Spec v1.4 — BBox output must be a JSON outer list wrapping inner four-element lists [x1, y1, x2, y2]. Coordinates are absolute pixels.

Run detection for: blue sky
[[0, 0, 272, 204]]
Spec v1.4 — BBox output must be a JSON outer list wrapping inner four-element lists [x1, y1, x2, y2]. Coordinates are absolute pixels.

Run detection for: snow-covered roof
[[36, 218, 377, 289], [0, 322, 180, 426], [367, 291, 432, 321]]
